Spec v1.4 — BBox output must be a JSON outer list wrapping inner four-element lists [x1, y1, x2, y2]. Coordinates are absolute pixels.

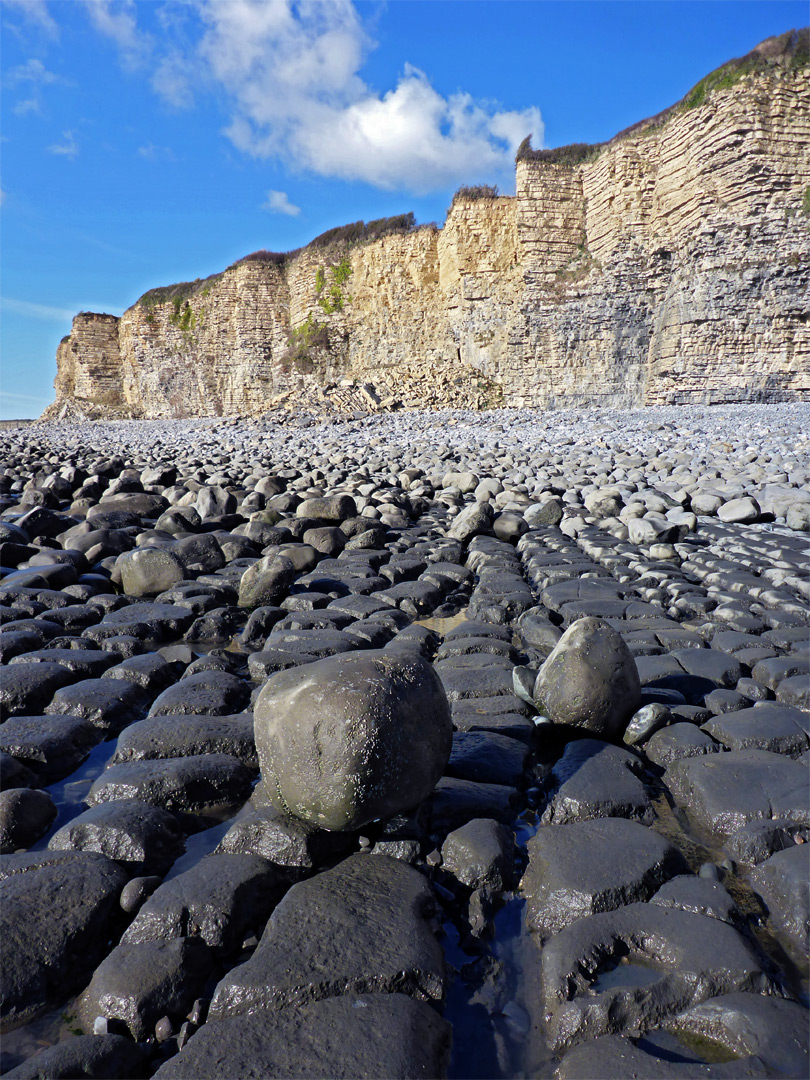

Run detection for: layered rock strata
[[45, 44, 810, 421]]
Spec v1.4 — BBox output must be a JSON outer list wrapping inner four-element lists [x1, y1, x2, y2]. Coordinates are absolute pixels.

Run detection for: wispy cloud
[[47, 130, 79, 158], [83, 0, 151, 69], [2, 0, 59, 39], [262, 189, 300, 217], [0, 391, 54, 405], [14, 97, 42, 117], [6, 57, 62, 85], [1, 297, 76, 322], [137, 142, 176, 162]]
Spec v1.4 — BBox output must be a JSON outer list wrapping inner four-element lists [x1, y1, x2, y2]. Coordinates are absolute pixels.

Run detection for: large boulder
[[254, 650, 452, 831], [533, 617, 641, 739], [237, 554, 297, 609]]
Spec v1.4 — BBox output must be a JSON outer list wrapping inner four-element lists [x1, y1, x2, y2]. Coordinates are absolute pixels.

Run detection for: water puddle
[[589, 959, 663, 993], [30, 738, 120, 850]]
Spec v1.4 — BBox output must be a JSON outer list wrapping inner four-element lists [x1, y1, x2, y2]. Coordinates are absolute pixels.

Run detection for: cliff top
[[517, 27, 808, 165]]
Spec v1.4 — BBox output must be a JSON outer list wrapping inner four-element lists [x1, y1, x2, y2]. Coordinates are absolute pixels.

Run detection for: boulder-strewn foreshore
[[1, 404, 808, 1078]]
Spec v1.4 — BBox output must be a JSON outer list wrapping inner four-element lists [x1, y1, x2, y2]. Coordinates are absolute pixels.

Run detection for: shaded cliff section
[[44, 33, 810, 421]]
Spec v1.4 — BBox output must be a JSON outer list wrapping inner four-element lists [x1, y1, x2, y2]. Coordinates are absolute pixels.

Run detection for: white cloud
[[3, 0, 59, 38], [262, 189, 300, 216], [47, 130, 79, 158], [154, 0, 542, 195], [6, 58, 61, 85], [137, 142, 176, 162], [0, 297, 76, 321], [14, 97, 42, 116], [83, 0, 150, 69]]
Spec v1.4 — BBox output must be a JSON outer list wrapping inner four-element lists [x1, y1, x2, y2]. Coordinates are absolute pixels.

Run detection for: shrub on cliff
[[451, 184, 499, 203], [309, 213, 416, 250], [516, 137, 603, 166]]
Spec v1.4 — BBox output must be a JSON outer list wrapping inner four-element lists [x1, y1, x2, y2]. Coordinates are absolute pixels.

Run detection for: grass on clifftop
[[516, 28, 808, 167]]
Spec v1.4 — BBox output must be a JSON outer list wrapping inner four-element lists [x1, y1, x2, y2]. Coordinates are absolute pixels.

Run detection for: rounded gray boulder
[[533, 617, 641, 739], [254, 650, 452, 831]]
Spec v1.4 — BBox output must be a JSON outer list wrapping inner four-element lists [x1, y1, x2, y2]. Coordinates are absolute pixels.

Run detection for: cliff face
[[45, 48, 810, 421]]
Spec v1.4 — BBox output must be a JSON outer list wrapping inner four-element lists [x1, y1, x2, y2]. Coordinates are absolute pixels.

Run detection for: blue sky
[[1, 0, 806, 420]]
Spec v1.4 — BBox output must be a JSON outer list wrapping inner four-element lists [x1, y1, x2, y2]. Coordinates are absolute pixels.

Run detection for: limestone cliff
[[44, 31, 810, 420]]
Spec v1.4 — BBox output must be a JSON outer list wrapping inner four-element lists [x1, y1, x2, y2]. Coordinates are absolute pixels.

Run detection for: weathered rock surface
[[254, 650, 452, 830]]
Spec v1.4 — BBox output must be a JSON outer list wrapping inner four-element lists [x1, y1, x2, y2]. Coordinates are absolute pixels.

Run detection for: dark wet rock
[[209, 854, 444, 1019], [9, 647, 115, 679], [749, 843, 810, 956], [0, 713, 99, 783], [441, 818, 515, 893], [296, 494, 357, 522], [775, 673, 810, 710], [428, 776, 516, 833], [702, 702, 810, 757], [77, 937, 213, 1041], [0, 850, 127, 1032], [116, 547, 186, 596], [120, 874, 163, 915], [375, 579, 442, 616], [644, 723, 721, 768], [650, 875, 742, 926], [3, 1033, 147, 1079], [0, 788, 56, 853], [102, 651, 180, 692], [666, 749, 810, 838], [541, 902, 773, 1053], [238, 554, 298, 609], [723, 817, 809, 866], [533, 618, 641, 738], [667, 993, 810, 1079], [446, 730, 527, 786], [154, 992, 451, 1080], [436, 636, 518, 662], [148, 670, 251, 717], [554, 1032, 763, 1079], [523, 818, 685, 936], [45, 678, 147, 734], [48, 798, 185, 876], [87, 754, 254, 813], [435, 655, 515, 701], [173, 533, 227, 573], [96, 602, 196, 640], [0, 752, 37, 792], [114, 712, 257, 768], [542, 739, 654, 825], [704, 688, 749, 714], [122, 853, 284, 954], [215, 797, 352, 878], [265, 626, 357, 658], [0, 661, 77, 718], [247, 648, 315, 681], [0, 630, 42, 661], [673, 648, 744, 688], [254, 650, 451, 831], [444, 621, 512, 643]]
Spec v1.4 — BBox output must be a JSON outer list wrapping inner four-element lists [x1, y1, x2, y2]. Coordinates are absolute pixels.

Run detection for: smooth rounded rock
[[533, 617, 641, 738], [254, 649, 452, 830]]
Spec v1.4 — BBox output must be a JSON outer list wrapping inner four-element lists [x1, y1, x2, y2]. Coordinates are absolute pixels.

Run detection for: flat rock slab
[[87, 754, 254, 813], [541, 902, 773, 1053], [48, 797, 185, 876], [0, 662, 77, 718], [45, 678, 148, 734], [123, 853, 283, 955], [666, 749, 810, 839], [446, 730, 527, 786], [215, 800, 352, 878], [0, 850, 127, 1032], [542, 739, 654, 826], [434, 656, 515, 701], [650, 875, 742, 927], [554, 1033, 766, 1079], [428, 776, 517, 834], [748, 843, 810, 958], [113, 713, 257, 768], [148, 671, 251, 717], [154, 992, 451, 1080], [209, 854, 444, 1019], [723, 817, 809, 866], [9, 648, 116, 678], [523, 818, 686, 936], [4, 1034, 147, 1080], [0, 713, 99, 783], [666, 992, 810, 1080], [644, 723, 722, 769], [702, 703, 810, 757], [77, 937, 213, 1041]]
